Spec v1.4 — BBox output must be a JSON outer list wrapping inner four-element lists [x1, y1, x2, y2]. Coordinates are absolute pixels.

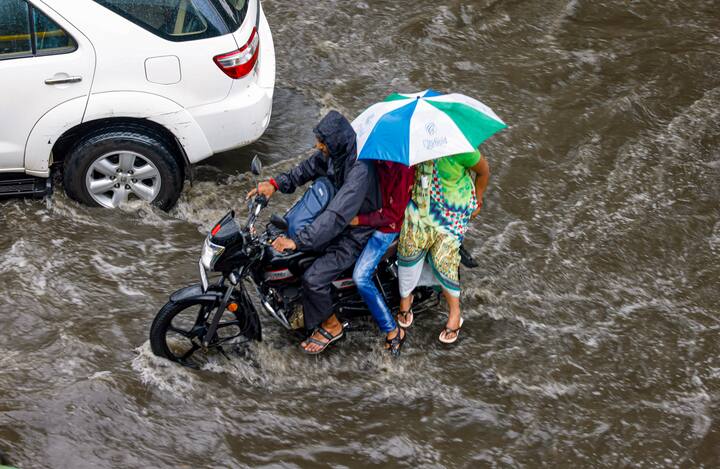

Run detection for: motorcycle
[[149, 156, 440, 366]]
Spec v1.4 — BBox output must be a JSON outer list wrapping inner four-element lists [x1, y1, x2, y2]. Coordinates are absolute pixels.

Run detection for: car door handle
[[44, 76, 83, 85]]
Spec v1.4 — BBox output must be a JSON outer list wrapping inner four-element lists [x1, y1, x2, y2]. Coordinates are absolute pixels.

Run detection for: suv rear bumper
[[185, 10, 276, 161], [187, 80, 273, 160]]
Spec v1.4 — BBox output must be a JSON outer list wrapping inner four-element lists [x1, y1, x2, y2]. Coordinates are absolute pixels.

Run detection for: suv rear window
[[93, 0, 250, 42]]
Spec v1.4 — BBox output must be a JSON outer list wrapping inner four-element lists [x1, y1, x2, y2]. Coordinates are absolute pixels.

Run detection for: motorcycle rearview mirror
[[250, 155, 263, 176], [248, 154, 263, 212]]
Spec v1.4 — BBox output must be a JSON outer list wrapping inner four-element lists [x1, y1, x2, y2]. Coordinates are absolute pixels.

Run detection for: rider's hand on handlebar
[[246, 181, 276, 200], [272, 236, 297, 252]]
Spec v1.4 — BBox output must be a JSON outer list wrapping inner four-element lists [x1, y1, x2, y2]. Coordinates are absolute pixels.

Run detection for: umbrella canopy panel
[[352, 90, 507, 165]]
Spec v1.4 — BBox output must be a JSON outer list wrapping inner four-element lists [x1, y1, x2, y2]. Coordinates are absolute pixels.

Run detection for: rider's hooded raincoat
[[273, 111, 381, 330]]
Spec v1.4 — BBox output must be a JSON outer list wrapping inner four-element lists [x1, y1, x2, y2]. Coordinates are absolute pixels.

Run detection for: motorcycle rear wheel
[[149, 299, 250, 366]]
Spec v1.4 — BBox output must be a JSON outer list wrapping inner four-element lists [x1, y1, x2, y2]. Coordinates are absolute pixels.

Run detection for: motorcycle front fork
[[203, 272, 241, 347]]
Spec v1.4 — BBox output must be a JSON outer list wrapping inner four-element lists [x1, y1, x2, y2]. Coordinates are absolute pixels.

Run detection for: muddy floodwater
[[2, 0, 720, 467]]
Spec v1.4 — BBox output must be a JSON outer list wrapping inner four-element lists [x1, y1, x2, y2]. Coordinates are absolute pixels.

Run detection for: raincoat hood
[[272, 109, 381, 253], [313, 111, 357, 188]]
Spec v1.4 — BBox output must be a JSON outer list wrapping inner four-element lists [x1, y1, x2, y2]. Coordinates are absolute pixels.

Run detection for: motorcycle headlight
[[201, 237, 225, 271]]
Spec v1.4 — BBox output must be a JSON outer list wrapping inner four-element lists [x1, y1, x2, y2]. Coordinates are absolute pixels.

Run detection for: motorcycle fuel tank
[[263, 246, 318, 280]]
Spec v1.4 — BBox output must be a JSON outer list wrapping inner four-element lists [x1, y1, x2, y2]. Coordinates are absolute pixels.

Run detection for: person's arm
[[355, 208, 391, 228], [246, 150, 326, 199], [274, 149, 327, 194], [293, 160, 370, 251], [354, 166, 414, 229], [470, 156, 490, 219]]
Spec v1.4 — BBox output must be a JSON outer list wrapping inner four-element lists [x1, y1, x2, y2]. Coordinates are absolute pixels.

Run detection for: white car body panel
[[83, 91, 214, 163], [25, 91, 216, 176], [24, 96, 88, 176], [0, 0, 95, 173], [55, 0, 237, 109], [0, 0, 275, 178]]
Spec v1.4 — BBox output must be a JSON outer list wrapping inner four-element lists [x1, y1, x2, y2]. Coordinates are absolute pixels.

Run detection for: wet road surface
[[1, 0, 720, 467]]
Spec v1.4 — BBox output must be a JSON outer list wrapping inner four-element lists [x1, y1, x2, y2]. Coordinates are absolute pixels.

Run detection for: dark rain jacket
[[274, 111, 380, 252]]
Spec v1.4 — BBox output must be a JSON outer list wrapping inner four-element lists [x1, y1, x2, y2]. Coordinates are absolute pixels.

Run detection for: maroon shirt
[[357, 161, 415, 233]]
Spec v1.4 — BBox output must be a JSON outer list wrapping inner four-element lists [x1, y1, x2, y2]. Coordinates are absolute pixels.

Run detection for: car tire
[[63, 126, 184, 210]]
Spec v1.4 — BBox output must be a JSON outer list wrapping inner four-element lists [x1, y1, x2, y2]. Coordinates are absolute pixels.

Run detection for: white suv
[[0, 0, 275, 209]]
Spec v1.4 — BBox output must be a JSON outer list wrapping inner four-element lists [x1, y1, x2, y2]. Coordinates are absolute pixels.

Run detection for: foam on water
[[3, 0, 720, 466], [132, 342, 204, 397]]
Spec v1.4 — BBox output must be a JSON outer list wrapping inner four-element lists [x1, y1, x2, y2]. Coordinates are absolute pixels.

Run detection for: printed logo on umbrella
[[424, 121, 446, 150]]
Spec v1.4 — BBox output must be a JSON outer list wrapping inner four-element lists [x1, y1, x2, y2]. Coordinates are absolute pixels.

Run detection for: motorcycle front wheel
[[149, 298, 254, 366]]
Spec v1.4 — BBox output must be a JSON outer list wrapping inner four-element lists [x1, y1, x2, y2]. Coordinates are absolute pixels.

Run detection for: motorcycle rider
[[246, 111, 380, 354]]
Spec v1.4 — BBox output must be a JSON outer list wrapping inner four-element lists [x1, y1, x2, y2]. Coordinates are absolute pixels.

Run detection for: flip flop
[[301, 326, 344, 355], [397, 309, 414, 328], [385, 327, 407, 357], [439, 317, 464, 344]]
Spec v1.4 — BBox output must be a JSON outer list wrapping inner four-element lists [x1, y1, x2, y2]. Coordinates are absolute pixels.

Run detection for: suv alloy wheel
[[62, 126, 184, 210]]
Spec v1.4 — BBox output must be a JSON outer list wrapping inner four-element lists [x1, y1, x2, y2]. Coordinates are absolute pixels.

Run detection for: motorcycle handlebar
[[245, 194, 269, 230]]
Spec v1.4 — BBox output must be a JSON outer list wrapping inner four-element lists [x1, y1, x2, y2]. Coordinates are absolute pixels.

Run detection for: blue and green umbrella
[[351, 89, 507, 165]]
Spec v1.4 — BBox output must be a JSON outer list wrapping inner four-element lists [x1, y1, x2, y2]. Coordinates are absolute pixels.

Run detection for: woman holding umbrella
[[352, 90, 505, 344], [396, 150, 490, 343]]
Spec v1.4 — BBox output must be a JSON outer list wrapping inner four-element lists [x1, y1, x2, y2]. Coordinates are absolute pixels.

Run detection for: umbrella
[[351, 89, 507, 165]]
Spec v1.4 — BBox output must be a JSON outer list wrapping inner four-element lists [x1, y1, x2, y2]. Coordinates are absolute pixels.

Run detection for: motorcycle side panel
[[264, 268, 294, 283], [331, 277, 355, 289]]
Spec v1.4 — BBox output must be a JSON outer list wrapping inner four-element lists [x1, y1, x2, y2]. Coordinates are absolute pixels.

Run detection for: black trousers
[[301, 227, 374, 331]]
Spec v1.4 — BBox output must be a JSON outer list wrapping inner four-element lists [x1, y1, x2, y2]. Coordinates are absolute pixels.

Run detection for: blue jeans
[[353, 231, 398, 333]]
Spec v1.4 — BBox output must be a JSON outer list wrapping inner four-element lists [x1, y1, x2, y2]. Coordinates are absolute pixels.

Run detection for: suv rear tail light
[[213, 27, 260, 79]]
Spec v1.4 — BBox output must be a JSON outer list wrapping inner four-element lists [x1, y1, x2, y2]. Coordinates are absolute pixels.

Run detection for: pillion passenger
[[350, 160, 414, 355]]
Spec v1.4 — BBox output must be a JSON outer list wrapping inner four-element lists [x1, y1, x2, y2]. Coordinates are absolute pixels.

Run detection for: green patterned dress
[[398, 150, 481, 297]]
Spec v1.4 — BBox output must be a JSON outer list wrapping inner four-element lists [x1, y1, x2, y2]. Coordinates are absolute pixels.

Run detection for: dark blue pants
[[301, 227, 373, 331]]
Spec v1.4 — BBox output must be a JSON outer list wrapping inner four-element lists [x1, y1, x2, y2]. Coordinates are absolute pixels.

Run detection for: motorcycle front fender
[[169, 284, 224, 303]]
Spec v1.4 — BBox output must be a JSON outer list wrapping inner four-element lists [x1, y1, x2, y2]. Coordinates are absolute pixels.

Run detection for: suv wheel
[[63, 127, 184, 210]]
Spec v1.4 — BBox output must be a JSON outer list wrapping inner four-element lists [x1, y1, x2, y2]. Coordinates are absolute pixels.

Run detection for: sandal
[[397, 309, 414, 328], [385, 327, 407, 357], [439, 317, 464, 344], [301, 326, 344, 355]]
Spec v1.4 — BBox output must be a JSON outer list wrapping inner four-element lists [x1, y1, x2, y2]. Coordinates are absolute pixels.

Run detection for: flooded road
[[2, 0, 720, 467]]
